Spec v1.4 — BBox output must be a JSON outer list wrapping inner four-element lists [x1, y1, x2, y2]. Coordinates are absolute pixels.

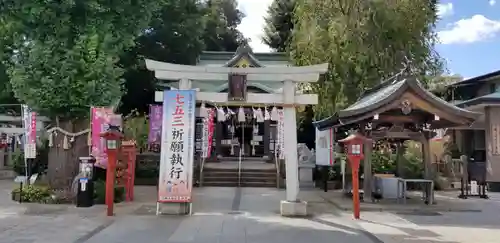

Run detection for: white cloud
[[437, 3, 454, 18], [438, 15, 500, 44], [490, 0, 496, 6], [237, 0, 273, 53]]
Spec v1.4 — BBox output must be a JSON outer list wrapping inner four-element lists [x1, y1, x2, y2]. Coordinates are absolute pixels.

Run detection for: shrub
[[11, 185, 51, 203], [11, 151, 26, 175], [93, 180, 125, 204]]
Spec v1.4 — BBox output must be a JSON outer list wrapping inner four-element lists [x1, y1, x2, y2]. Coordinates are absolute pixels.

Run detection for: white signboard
[[315, 128, 335, 166], [158, 90, 195, 203]]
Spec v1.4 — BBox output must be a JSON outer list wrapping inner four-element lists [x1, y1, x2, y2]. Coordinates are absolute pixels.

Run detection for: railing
[[275, 155, 280, 189], [238, 148, 242, 187], [200, 156, 207, 187]]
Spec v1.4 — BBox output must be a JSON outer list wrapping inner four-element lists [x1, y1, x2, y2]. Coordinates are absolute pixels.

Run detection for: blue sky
[[237, 0, 500, 79]]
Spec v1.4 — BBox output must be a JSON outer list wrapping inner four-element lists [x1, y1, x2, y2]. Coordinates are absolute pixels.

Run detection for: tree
[[291, 0, 443, 119], [263, 0, 296, 52], [202, 0, 248, 52], [0, 0, 164, 188], [119, 0, 207, 114], [118, 0, 248, 115]]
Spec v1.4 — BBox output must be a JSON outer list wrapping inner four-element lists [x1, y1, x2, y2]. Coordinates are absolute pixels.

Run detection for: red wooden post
[[100, 128, 123, 217], [105, 149, 117, 216], [129, 148, 136, 201], [121, 140, 137, 202], [351, 158, 361, 219]]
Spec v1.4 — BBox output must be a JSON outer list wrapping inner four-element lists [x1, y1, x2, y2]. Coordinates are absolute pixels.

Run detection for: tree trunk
[[47, 119, 89, 190]]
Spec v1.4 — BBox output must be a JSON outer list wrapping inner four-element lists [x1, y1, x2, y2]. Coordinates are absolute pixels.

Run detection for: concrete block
[[299, 167, 314, 188], [280, 200, 308, 217], [156, 202, 190, 215]]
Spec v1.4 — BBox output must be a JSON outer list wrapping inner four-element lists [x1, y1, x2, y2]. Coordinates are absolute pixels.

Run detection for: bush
[[93, 180, 125, 204], [11, 185, 51, 203], [11, 151, 26, 175]]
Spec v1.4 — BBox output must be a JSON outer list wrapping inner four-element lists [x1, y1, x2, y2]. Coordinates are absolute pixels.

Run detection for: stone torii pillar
[[145, 59, 328, 216]]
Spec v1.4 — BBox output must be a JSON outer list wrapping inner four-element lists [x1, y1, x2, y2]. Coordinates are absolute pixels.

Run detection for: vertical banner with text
[[91, 107, 122, 168], [277, 109, 285, 160], [202, 109, 215, 158], [158, 90, 195, 203], [21, 105, 37, 159], [148, 105, 163, 146]]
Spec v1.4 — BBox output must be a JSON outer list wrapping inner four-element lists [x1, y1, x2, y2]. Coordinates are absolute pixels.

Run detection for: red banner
[[205, 109, 215, 158]]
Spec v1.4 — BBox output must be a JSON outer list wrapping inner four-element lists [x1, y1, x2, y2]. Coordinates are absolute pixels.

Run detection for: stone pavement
[[0, 186, 380, 243], [1, 181, 500, 243], [349, 193, 500, 243]]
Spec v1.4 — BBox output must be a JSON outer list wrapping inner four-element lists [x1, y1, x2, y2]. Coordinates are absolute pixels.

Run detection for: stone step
[[216, 157, 268, 162], [203, 171, 276, 177], [0, 170, 16, 179], [203, 176, 276, 183], [204, 168, 276, 173], [202, 181, 277, 187]]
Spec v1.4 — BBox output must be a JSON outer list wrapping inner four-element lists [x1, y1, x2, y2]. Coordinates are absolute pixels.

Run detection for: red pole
[[126, 151, 133, 202], [351, 158, 361, 219], [129, 149, 136, 201], [106, 150, 117, 216]]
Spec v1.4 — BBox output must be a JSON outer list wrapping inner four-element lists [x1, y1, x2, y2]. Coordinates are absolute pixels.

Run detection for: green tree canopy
[[263, 0, 296, 52], [0, 0, 164, 119], [202, 0, 248, 52], [291, 0, 443, 119], [119, 0, 248, 114]]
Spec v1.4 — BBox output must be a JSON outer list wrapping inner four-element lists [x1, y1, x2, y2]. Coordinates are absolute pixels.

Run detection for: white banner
[[158, 90, 195, 203], [277, 109, 285, 160], [315, 128, 335, 166], [21, 105, 36, 159]]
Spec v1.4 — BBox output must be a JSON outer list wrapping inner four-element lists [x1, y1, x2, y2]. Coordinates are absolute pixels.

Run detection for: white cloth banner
[[158, 90, 195, 203], [21, 105, 37, 159]]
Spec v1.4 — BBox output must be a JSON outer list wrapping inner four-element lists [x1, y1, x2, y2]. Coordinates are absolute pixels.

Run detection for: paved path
[[352, 193, 500, 243], [1, 183, 500, 243], [0, 186, 379, 243]]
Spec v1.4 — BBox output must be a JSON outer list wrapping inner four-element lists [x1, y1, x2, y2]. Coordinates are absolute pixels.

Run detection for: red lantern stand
[[338, 133, 369, 219], [100, 129, 123, 217], [121, 140, 137, 202]]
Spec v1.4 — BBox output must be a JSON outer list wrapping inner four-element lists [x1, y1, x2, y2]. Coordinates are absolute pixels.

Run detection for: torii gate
[[146, 59, 328, 216]]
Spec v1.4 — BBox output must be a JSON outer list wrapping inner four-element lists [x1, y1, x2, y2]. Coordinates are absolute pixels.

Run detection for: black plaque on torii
[[228, 74, 247, 101]]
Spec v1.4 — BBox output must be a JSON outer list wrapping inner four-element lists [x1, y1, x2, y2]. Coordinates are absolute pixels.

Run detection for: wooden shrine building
[[313, 73, 481, 199], [152, 45, 316, 161]]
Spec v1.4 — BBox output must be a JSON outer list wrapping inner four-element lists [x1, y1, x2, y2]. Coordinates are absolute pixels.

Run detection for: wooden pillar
[[363, 137, 373, 199], [421, 133, 433, 203], [263, 119, 270, 160], [0, 148, 5, 169], [395, 142, 404, 177], [421, 135, 432, 180]]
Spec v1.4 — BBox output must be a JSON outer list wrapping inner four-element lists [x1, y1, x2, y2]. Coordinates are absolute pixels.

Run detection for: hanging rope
[[46, 127, 90, 149]]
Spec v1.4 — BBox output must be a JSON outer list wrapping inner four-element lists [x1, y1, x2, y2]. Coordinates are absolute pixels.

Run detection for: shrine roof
[[454, 91, 500, 108], [158, 45, 291, 93], [313, 76, 480, 130], [198, 45, 290, 68]]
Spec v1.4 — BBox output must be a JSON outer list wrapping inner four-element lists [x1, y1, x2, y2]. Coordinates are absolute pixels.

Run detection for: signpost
[[100, 126, 123, 216], [338, 133, 369, 219], [315, 128, 335, 192]]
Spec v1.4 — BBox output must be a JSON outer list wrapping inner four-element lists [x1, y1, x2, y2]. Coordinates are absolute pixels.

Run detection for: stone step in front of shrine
[[201, 162, 278, 188]]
